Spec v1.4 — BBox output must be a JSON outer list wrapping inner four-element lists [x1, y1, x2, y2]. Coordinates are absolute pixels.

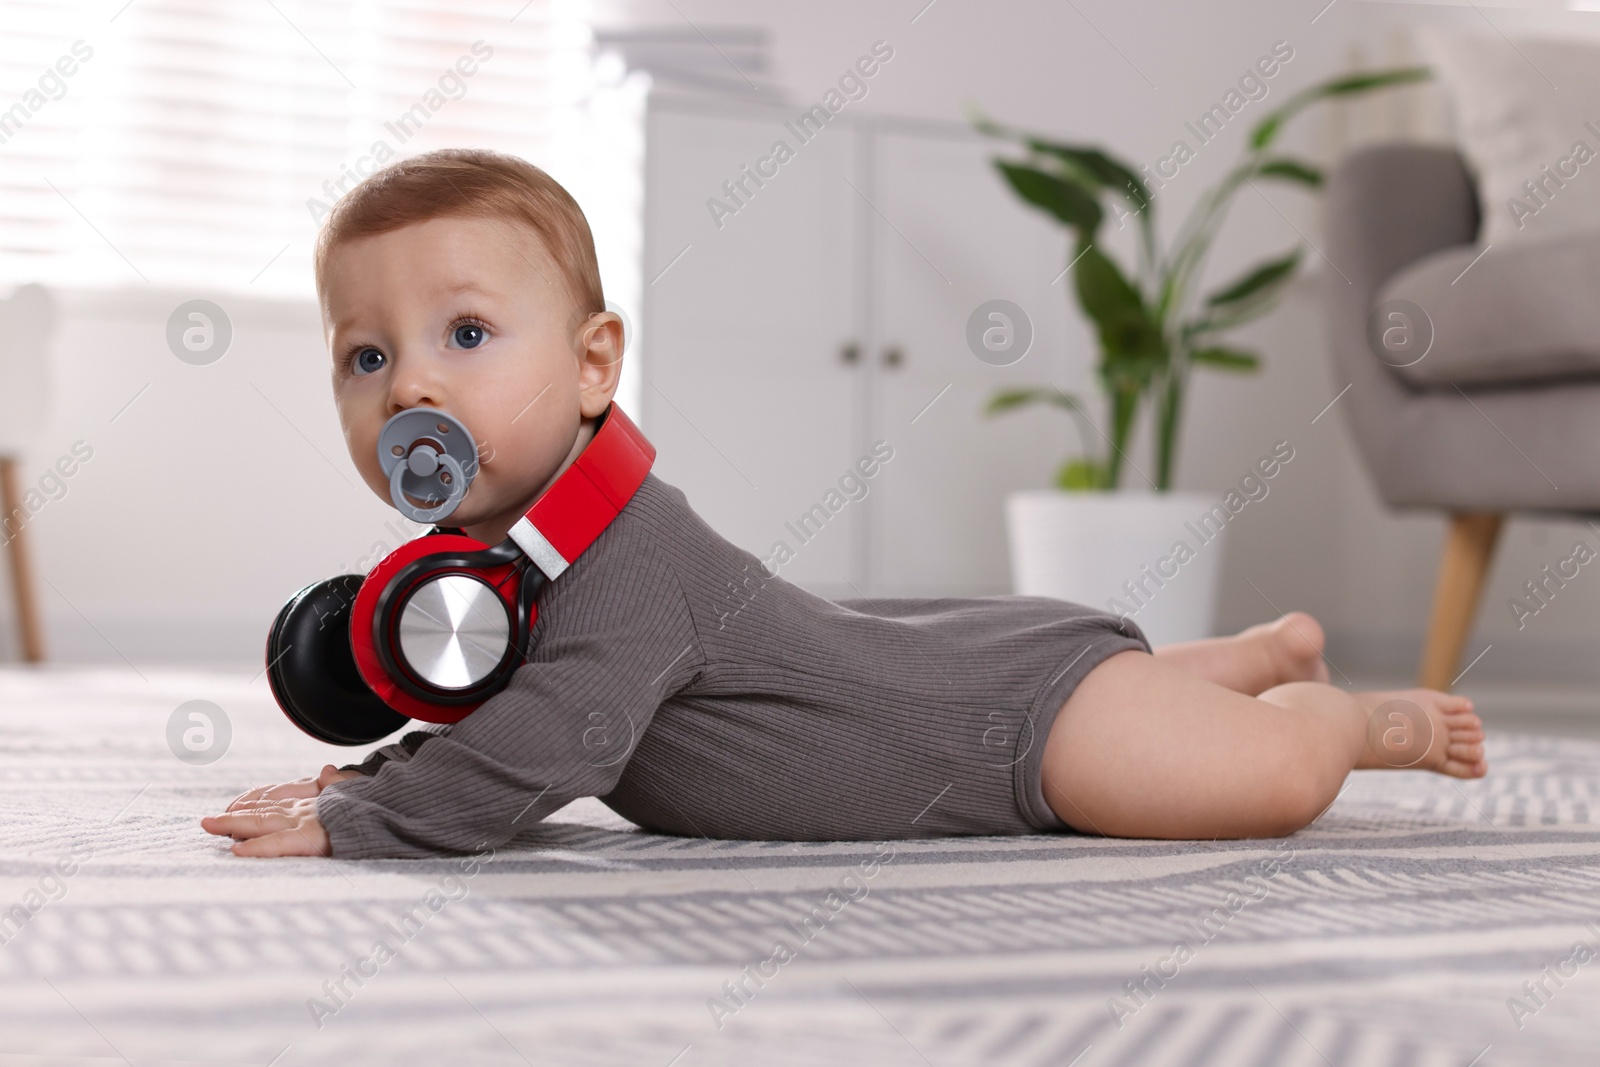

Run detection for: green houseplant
[[973, 66, 1429, 491]]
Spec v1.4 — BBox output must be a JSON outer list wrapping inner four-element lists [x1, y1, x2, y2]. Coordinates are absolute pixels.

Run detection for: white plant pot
[[1004, 489, 1228, 647]]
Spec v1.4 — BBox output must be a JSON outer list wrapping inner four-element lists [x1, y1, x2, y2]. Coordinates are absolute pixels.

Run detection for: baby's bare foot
[[1356, 688, 1488, 778], [1242, 611, 1330, 688]]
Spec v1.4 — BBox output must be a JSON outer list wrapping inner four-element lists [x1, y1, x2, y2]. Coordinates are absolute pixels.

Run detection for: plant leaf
[[1056, 458, 1106, 491], [1025, 139, 1151, 212], [1074, 245, 1152, 334], [1190, 346, 1261, 372], [1249, 66, 1430, 149], [1316, 67, 1435, 97], [994, 160, 1103, 235], [1073, 243, 1164, 376], [1204, 248, 1302, 308], [985, 387, 1089, 416], [1250, 115, 1285, 153], [1256, 158, 1322, 187]]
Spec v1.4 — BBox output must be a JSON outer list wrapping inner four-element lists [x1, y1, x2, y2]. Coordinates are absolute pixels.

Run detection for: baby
[[202, 148, 1487, 860]]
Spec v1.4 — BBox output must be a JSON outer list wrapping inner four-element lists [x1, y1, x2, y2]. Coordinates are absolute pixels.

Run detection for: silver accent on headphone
[[395, 573, 512, 689], [507, 516, 569, 580], [376, 408, 480, 523]]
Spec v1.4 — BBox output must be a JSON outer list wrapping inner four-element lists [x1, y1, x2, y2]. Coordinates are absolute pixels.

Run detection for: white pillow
[[1417, 27, 1600, 246]]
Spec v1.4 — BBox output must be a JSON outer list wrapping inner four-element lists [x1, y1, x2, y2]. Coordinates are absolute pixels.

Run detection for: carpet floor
[[1, 666, 1598, 1066]]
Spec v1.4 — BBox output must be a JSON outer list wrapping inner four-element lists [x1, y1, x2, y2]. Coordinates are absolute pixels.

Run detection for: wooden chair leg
[[1418, 512, 1504, 691], [0, 457, 46, 663]]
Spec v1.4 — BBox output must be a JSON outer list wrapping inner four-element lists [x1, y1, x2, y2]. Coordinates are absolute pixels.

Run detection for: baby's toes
[[1445, 710, 1485, 741], [1430, 690, 1474, 714], [1441, 731, 1488, 776]]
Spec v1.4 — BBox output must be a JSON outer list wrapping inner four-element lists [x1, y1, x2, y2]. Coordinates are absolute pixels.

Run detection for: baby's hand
[[201, 764, 363, 857]]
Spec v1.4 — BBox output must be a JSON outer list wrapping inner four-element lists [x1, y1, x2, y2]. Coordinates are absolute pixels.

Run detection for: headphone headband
[[504, 402, 655, 579]]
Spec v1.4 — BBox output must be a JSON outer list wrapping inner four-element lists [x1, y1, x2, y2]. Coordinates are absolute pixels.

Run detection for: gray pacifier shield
[[376, 408, 480, 523]]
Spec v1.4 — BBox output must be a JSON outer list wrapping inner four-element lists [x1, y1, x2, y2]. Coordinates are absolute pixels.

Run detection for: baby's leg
[[1040, 650, 1486, 839], [1153, 611, 1329, 695]]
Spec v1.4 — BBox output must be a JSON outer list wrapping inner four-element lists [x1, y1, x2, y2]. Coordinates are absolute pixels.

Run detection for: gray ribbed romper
[[317, 473, 1151, 859]]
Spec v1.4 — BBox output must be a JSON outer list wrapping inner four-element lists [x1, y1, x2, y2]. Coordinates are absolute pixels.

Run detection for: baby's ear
[[575, 311, 625, 413], [576, 310, 625, 366]]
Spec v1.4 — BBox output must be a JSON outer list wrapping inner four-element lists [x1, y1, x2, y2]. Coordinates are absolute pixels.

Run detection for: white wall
[[0, 286, 416, 669], [599, 0, 1600, 683], [7, 0, 1600, 683]]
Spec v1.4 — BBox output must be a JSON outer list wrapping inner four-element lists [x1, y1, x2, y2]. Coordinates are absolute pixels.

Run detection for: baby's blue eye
[[352, 347, 385, 375], [453, 322, 485, 349]]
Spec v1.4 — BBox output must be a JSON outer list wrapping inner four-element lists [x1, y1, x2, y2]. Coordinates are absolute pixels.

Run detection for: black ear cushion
[[266, 575, 411, 746]]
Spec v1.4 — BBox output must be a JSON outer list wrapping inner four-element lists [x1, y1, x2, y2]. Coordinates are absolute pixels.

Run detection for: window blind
[[0, 0, 639, 302]]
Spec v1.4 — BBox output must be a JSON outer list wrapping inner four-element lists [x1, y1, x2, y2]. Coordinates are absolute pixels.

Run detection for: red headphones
[[265, 402, 655, 745]]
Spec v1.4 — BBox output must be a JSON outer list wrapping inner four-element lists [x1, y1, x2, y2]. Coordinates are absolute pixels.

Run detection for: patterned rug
[[1, 665, 1598, 1067]]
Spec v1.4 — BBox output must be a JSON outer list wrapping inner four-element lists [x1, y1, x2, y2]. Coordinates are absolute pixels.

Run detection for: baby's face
[[321, 215, 621, 545]]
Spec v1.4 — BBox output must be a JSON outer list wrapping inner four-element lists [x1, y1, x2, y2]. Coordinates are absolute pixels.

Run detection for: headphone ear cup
[[267, 575, 412, 746]]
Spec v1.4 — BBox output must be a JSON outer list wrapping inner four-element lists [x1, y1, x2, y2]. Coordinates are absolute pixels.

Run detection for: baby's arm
[[315, 612, 702, 857], [211, 545, 703, 859], [238, 725, 445, 804]]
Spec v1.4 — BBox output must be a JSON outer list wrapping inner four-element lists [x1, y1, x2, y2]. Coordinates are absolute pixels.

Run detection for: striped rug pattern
[[0, 667, 1597, 1066]]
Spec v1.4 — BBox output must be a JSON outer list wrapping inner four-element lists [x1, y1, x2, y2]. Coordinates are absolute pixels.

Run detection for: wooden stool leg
[[0, 457, 46, 663], [1418, 512, 1504, 691]]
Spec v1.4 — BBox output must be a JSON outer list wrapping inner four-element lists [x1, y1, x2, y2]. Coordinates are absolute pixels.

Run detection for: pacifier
[[376, 408, 480, 523]]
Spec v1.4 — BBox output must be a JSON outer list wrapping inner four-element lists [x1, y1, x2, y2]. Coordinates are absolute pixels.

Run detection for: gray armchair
[[1325, 144, 1600, 690]]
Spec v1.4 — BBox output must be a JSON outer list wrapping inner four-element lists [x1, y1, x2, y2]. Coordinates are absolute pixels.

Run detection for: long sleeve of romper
[[316, 539, 704, 859], [337, 725, 446, 777]]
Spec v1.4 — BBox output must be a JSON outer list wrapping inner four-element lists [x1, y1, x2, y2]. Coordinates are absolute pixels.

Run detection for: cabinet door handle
[[882, 346, 904, 368], [840, 342, 860, 365]]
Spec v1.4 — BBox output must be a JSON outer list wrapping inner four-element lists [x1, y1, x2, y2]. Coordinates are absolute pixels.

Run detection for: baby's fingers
[[224, 787, 270, 811], [231, 827, 328, 858], [202, 798, 330, 858], [201, 808, 297, 840], [226, 776, 318, 811]]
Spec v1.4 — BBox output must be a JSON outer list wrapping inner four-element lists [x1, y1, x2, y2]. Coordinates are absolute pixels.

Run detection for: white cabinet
[[640, 99, 863, 595], [641, 95, 1086, 599]]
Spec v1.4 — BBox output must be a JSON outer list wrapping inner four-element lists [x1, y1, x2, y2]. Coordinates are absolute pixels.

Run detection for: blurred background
[[2, 0, 1598, 717]]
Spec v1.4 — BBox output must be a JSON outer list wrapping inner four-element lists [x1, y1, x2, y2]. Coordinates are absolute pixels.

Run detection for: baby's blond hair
[[314, 148, 604, 319]]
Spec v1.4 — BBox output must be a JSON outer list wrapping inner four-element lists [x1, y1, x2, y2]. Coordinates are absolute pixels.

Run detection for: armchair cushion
[[1418, 28, 1600, 246], [1374, 229, 1600, 388]]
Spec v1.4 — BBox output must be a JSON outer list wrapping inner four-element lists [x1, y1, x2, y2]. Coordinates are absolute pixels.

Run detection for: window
[[0, 0, 645, 411], [0, 0, 643, 304]]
